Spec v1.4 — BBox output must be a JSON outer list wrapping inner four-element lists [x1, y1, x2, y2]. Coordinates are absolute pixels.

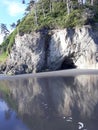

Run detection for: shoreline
[[0, 69, 98, 80]]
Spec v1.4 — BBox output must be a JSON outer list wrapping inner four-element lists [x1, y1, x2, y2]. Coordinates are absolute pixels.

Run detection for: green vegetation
[[0, 52, 8, 63], [17, 0, 98, 33], [0, 28, 17, 62], [0, 0, 98, 63], [18, 2, 85, 32], [0, 83, 10, 95], [1, 29, 17, 54], [0, 83, 18, 111]]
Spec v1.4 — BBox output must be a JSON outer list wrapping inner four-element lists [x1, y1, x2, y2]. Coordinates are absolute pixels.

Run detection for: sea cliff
[[1, 25, 97, 74]]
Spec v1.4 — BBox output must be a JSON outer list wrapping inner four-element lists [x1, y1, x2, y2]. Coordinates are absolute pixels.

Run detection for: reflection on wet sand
[[0, 75, 98, 130]]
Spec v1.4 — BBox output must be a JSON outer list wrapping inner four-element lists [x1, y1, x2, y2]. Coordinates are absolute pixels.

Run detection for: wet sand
[[0, 69, 98, 80]]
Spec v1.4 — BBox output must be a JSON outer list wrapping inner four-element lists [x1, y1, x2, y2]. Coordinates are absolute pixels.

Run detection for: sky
[[0, 0, 29, 30]]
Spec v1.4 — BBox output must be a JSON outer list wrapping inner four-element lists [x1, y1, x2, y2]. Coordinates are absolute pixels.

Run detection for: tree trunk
[[34, 3, 38, 26], [41, 2, 46, 18], [78, 0, 83, 5], [67, 0, 71, 15], [90, 0, 94, 5], [49, 0, 52, 12]]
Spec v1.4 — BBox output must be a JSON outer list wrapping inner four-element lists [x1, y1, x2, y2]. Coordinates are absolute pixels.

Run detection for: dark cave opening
[[60, 57, 77, 70]]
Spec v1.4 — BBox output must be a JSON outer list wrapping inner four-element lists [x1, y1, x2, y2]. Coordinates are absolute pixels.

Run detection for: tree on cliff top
[[0, 24, 9, 35]]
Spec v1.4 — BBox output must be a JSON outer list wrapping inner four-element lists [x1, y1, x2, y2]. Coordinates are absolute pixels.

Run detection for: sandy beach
[[0, 69, 98, 80]]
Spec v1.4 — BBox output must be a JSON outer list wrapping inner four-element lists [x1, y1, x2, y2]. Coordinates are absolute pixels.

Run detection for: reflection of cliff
[[0, 75, 98, 120], [74, 75, 98, 119], [44, 75, 98, 120], [0, 75, 98, 130]]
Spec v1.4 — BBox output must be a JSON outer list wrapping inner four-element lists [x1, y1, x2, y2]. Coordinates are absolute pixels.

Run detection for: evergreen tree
[[10, 23, 16, 30], [0, 23, 9, 35], [25, 0, 38, 26], [22, 0, 25, 4]]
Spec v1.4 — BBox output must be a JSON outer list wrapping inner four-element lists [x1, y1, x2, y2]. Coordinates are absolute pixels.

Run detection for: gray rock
[[0, 63, 6, 74], [48, 26, 98, 69], [5, 32, 47, 74], [4, 25, 98, 74]]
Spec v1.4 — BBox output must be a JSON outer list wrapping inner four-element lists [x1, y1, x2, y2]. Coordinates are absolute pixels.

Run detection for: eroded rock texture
[[4, 26, 98, 74]]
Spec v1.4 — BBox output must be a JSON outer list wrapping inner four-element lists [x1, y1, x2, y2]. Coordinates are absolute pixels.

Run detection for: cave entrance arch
[[60, 57, 77, 70]]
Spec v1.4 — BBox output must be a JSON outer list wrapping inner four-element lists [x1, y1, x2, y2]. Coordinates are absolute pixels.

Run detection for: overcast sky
[[0, 0, 29, 30]]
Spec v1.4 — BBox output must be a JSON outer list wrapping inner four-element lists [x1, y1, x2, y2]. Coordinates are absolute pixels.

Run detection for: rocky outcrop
[[48, 26, 98, 70], [3, 25, 98, 74], [5, 32, 47, 74]]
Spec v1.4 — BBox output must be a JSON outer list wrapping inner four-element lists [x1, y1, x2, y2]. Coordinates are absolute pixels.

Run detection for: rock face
[[4, 25, 98, 74], [5, 32, 47, 74], [48, 26, 98, 70]]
